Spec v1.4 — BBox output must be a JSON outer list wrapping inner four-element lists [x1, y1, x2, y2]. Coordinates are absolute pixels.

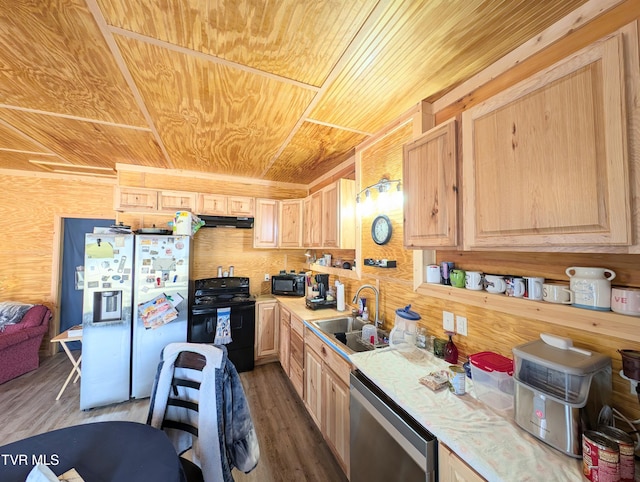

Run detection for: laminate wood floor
[[0, 352, 347, 482]]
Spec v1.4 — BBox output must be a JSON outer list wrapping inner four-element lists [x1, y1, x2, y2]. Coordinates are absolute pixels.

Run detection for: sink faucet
[[352, 284, 381, 328]]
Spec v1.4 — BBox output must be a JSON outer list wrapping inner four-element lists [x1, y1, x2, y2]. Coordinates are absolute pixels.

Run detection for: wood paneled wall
[[337, 10, 640, 419], [192, 228, 306, 295], [2, 3, 639, 421], [0, 172, 116, 350], [117, 166, 308, 200], [359, 122, 413, 283]]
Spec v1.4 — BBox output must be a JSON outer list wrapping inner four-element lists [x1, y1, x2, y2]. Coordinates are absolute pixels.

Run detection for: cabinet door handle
[[321, 346, 326, 356]]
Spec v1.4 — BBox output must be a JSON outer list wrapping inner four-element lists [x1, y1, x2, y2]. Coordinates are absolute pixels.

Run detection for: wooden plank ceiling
[[0, 0, 589, 184]]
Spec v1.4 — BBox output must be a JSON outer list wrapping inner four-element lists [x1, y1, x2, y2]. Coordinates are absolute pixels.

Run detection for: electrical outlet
[[442, 311, 455, 331], [264, 273, 270, 281], [456, 315, 468, 336]]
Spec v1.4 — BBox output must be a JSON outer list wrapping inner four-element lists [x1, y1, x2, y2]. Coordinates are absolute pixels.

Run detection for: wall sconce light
[[356, 177, 402, 214], [304, 249, 316, 263]]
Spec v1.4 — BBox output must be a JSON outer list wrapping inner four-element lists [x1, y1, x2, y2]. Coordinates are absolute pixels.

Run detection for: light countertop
[[349, 348, 583, 482], [273, 296, 585, 481], [273, 295, 352, 322]]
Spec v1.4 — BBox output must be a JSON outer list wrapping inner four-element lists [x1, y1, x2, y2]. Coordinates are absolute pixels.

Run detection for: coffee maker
[[315, 274, 329, 298], [305, 274, 336, 310]]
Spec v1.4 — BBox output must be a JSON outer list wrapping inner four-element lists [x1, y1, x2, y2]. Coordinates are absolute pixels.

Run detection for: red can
[[582, 431, 620, 482], [599, 426, 635, 482]]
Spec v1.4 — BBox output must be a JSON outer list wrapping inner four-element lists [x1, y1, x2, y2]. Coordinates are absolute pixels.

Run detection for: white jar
[[566, 266, 616, 311]]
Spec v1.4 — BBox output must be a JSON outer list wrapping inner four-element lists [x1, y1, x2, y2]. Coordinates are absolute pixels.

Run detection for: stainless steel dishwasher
[[350, 370, 437, 481]]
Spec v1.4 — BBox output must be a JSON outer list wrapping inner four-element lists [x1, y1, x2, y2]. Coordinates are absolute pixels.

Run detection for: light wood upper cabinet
[[158, 190, 197, 212], [304, 191, 323, 247], [227, 196, 255, 216], [255, 300, 278, 361], [403, 118, 458, 248], [114, 187, 158, 212], [462, 34, 630, 250], [197, 193, 227, 215], [254, 198, 279, 248], [322, 179, 356, 249], [279, 199, 303, 248], [197, 194, 254, 216], [322, 182, 339, 247]]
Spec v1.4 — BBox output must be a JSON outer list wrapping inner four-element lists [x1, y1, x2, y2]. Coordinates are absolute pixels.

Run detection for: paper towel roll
[[174, 211, 193, 235], [336, 283, 346, 311]]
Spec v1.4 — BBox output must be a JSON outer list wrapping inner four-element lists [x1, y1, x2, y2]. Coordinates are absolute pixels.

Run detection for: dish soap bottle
[[444, 331, 458, 364], [362, 306, 369, 321]]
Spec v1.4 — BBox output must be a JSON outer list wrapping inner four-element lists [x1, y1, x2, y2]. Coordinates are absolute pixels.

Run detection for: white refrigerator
[[81, 233, 134, 410], [131, 234, 191, 399]]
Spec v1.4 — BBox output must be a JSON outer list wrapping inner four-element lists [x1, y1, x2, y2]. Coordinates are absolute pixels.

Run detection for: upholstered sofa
[[0, 303, 52, 384]]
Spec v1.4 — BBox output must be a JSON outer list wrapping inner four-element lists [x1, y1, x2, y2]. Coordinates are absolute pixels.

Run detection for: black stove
[[188, 276, 256, 372], [194, 293, 254, 305], [192, 277, 255, 307]]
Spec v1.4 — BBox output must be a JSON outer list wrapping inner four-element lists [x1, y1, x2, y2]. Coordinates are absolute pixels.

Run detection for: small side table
[[50, 326, 83, 401]]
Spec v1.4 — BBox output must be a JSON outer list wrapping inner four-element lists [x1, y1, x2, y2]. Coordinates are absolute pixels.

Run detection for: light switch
[[456, 315, 468, 336], [442, 311, 455, 331]]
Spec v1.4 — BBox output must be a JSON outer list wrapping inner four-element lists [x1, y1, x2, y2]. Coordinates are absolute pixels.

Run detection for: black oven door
[[188, 303, 256, 372]]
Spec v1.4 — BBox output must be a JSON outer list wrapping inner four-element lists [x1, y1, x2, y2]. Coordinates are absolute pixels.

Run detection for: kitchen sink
[[314, 316, 367, 334], [313, 316, 388, 353]]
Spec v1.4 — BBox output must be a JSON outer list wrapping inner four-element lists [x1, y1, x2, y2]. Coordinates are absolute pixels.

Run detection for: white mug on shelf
[[505, 276, 525, 298], [484, 275, 506, 294], [543, 282, 573, 304], [426, 265, 441, 284], [464, 271, 483, 291], [524, 277, 544, 301]]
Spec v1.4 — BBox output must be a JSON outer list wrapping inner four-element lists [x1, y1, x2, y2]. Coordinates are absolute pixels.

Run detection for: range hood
[[198, 215, 254, 229]]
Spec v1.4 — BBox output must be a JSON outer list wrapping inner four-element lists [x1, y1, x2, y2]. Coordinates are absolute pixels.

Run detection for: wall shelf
[[416, 282, 640, 343], [307, 263, 360, 280]]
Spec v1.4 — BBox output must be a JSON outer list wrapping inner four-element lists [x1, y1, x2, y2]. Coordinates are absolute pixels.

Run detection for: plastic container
[[389, 305, 421, 349], [362, 324, 377, 344], [469, 351, 514, 411]]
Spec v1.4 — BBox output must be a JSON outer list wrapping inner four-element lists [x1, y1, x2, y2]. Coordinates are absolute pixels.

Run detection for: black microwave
[[271, 273, 306, 297]]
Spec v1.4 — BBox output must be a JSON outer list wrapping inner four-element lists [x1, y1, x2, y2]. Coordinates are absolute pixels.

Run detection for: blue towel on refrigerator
[[214, 307, 232, 344]]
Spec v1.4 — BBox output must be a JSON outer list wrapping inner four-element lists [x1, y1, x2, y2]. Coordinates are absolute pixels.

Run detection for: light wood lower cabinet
[[277, 305, 304, 398], [255, 300, 278, 363], [278, 306, 290, 375], [304, 343, 323, 428], [304, 328, 350, 476], [322, 364, 350, 474], [289, 313, 304, 398], [438, 443, 486, 482]]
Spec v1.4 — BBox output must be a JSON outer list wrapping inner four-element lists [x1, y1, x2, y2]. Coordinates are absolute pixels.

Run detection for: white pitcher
[[565, 267, 616, 311]]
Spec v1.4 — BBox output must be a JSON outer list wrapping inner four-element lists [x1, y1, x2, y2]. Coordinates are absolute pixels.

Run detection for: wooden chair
[[150, 350, 207, 482]]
